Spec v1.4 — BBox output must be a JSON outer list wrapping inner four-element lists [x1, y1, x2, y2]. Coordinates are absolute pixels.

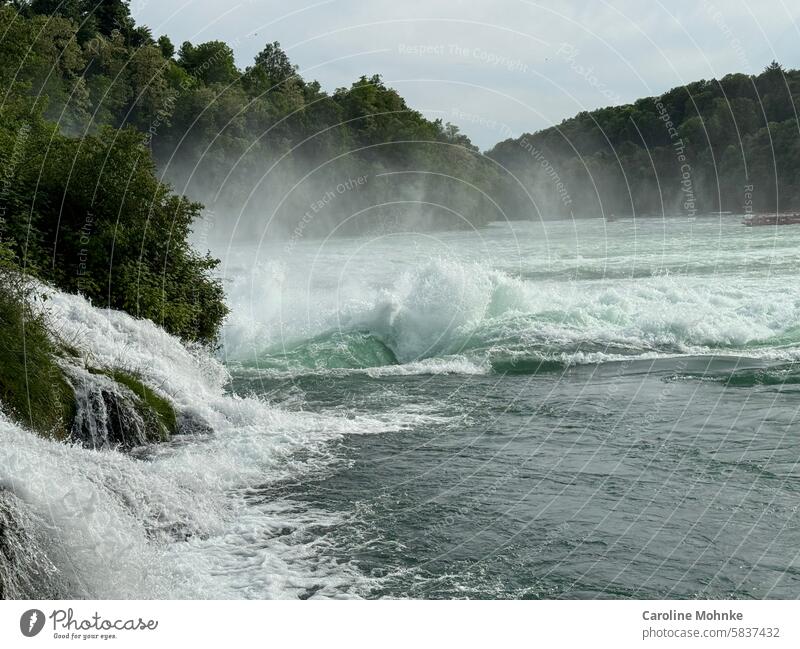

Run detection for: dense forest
[[488, 62, 800, 218], [0, 0, 501, 243]]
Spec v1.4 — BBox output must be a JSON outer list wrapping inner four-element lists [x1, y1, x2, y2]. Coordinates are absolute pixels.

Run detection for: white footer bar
[[1, 600, 796, 648]]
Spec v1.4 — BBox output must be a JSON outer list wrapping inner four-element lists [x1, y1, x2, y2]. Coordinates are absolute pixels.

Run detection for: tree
[[253, 41, 296, 84], [178, 40, 238, 85], [29, 0, 97, 41], [92, 0, 131, 36], [30, 0, 83, 21], [127, 44, 175, 130], [3, 122, 228, 341], [440, 121, 478, 152], [764, 60, 784, 74], [157, 34, 175, 59]]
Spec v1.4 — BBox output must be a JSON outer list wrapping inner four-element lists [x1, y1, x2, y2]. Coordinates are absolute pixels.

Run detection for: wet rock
[[64, 366, 176, 450]]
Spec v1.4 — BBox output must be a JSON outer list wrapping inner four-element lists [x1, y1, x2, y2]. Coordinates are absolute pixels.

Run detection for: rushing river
[[3, 215, 799, 598]]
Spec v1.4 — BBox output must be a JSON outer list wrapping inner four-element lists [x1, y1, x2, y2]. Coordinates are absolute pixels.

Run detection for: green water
[[223, 216, 800, 598]]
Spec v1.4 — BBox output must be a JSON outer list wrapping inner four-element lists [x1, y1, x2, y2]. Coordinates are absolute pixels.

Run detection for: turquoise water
[[217, 216, 800, 598]]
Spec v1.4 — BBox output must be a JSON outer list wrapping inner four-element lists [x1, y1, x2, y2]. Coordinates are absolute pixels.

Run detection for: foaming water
[[221, 218, 800, 376], [4, 216, 800, 599], [209, 217, 800, 599], [1, 290, 443, 598]]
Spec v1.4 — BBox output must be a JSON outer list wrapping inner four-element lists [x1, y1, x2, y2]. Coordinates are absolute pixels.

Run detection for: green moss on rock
[[106, 370, 177, 440], [82, 367, 176, 442]]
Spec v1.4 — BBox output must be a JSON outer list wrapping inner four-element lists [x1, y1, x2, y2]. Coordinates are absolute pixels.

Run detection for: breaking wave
[[226, 257, 800, 377]]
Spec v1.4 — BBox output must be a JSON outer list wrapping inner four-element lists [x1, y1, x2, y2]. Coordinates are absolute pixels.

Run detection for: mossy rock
[[105, 370, 177, 440], [76, 367, 177, 447]]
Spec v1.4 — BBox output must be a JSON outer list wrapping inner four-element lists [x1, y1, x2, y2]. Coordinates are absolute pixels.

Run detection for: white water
[[66, 365, 154, 448], [0, 289, 439, 598], [220, 227, 800, 373]]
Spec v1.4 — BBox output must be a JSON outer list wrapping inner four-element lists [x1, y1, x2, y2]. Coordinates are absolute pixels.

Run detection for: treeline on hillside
[[0, 1, 227, 342], [488, 62, 800, 218], [0, 0, 502, 240]]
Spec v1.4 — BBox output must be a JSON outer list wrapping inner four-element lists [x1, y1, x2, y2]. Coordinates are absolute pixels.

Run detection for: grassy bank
[[0, 262, 74, 440]]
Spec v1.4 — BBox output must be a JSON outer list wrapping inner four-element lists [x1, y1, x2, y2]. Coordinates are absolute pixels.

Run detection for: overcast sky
[[132, 0, 800, 150]]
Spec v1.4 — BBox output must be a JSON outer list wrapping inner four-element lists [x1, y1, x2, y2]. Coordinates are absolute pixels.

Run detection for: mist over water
[[6, 0, 800, 607]]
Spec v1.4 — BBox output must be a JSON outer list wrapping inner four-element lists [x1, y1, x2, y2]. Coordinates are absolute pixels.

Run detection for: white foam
[[3, 289, 438, 598], [221, 251, 800, 369]]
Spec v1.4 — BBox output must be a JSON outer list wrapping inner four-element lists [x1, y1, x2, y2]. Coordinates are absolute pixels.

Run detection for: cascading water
[[65, 365, 160, 449], [0, 489, 69, 599], [225, 254, 800, 376], [0, 289, 422, 598]]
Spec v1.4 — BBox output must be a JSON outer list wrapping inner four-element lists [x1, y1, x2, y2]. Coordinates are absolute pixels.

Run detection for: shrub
[[2, 119, 227, 343]]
